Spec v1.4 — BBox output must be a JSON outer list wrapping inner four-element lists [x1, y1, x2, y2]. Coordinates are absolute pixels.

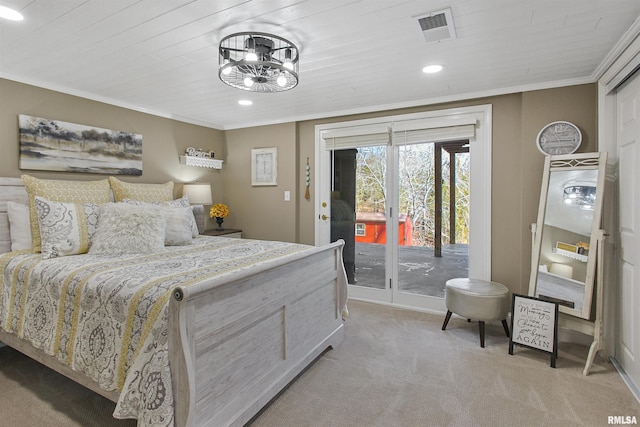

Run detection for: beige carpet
[[0, 300, 638, 426]]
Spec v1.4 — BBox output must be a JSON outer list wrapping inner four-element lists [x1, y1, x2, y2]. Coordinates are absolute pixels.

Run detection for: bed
[[0, 176, 348, 426]]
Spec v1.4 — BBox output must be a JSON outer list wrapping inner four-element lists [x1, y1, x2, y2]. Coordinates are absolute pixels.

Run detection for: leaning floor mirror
[[529, 152, 607, 320]]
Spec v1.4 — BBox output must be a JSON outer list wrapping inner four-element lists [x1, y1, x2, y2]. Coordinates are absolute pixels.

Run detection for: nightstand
[[202, 228, 243, 238]]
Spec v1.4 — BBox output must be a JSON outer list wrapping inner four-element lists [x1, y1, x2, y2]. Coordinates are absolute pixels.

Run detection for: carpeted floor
[[0, 300, 638, 426]]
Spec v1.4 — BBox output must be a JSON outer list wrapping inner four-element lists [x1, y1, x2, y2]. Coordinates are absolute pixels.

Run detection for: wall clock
[[536, 121, 582, 155]]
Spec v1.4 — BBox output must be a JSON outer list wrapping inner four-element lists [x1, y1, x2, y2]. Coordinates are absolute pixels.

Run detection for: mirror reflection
[[534, 169, 598, 313]]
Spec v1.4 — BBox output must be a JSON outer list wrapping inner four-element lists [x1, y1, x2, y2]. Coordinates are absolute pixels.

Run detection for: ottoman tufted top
[[446, 278, 509, 297]]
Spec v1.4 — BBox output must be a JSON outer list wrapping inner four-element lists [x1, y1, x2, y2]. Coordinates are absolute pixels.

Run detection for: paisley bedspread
[[0, 236, 311, 426]]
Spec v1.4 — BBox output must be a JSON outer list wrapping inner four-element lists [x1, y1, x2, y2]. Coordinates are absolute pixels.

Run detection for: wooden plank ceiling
[[1, 0, 639, 129]]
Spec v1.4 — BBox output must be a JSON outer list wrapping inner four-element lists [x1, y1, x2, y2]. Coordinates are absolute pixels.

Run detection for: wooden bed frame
[[0, 177, 348, 426]]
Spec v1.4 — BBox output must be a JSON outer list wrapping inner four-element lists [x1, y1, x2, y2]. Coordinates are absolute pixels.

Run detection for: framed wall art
[[251, 147, 277, 186], [18, 114, 143, 175]]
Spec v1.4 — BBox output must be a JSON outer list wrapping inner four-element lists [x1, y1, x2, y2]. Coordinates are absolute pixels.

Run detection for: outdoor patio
[[351, 242, 469, 298]]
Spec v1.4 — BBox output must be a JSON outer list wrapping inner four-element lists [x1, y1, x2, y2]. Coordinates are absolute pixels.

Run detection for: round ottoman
[[441, 278, 510, 348]]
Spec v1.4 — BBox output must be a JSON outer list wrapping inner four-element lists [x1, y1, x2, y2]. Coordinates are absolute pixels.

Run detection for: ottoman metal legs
[[441, 278, 511, 348]]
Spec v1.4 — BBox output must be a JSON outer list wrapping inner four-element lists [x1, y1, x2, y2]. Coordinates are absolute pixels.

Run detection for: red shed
[[354, 212, 413, 246]]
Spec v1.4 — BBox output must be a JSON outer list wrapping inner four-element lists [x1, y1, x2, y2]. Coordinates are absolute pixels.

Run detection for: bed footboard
[[168, 240, 347, 427]]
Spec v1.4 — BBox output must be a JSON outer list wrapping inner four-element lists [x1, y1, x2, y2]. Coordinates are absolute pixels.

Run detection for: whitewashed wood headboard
[[0, 177, 206, 255], [0, 178, 29, 254]]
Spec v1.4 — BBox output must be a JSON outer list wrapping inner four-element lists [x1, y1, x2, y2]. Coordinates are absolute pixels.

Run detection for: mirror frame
[[528, 152, 607, 320]]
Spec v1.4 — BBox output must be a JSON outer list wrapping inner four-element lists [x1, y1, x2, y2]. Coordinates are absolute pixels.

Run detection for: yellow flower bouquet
[[209, 203, 229, 218], [209, 203, 229, 230]]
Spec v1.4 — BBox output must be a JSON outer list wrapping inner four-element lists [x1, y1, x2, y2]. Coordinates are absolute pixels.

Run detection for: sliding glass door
[[395, 140, 470, 302], [326, 130, 392, 302], [315, 107, 492, 312]]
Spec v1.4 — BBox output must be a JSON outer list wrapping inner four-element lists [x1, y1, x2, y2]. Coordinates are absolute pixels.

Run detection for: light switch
[[284, 191, 291, 201]]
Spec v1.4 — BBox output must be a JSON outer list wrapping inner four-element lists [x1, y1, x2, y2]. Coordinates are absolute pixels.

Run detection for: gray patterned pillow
[[89, 203, 166, 255], [35, 196, 100, 259], [122, 197, 198, 237]]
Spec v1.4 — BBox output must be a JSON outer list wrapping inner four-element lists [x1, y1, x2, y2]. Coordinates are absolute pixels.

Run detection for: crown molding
[[2, 71, 593, 131], [222, 76, 594, 130], [592, 15, 640, 82], [0, 72, 225, 130]]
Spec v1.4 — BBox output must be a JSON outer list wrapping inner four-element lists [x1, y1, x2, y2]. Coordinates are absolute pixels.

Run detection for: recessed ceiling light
[[238, 100, 253, 106], [0, 5, 24, 21], [422, 64, 443, 74]]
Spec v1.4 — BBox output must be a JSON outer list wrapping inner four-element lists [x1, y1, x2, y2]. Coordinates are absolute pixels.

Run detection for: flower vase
[[215, 217, 224, 230]]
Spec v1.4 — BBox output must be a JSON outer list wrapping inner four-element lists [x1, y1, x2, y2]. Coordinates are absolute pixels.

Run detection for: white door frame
[[314, 105, 493, 314]]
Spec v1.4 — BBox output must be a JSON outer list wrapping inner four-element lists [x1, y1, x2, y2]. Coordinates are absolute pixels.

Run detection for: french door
[[315, 107, 493, 313]]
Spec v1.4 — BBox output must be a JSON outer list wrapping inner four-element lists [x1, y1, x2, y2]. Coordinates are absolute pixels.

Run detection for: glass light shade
[[284, 48, 293, 70], [221, 51, 232, 75], [245, 37, 256, 61], [182, 183, 213, 205]]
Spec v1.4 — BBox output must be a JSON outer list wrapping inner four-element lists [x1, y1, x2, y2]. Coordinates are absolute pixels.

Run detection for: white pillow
[[6, 201, 32, 251], [35, 197, 100, 259], [89, 203, 166, 256], [167, 195, 191, 207], [164, 207, 195, 246], [159, 196, 199, 237]]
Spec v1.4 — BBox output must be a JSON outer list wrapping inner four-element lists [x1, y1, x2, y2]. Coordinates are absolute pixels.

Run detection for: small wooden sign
[[509, 294, 559, 368]]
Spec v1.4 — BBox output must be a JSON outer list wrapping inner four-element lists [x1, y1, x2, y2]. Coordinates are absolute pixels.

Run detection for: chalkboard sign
[[509, 294, 559, 368]]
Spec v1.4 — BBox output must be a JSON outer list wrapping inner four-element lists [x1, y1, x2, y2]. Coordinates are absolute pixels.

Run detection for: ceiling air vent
[[416, 8, 456, 43]]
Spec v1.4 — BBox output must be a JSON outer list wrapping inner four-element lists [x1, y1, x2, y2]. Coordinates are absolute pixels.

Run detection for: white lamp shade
[[182, 183, 213, 205]]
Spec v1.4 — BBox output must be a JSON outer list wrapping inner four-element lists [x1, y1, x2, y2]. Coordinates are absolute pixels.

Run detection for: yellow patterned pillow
[[109, 176, 174, 202], [21, 175, 112, 252]]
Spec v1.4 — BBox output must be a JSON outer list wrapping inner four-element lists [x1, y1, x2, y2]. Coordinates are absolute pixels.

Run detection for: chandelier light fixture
[[218, 32, 299, 92]]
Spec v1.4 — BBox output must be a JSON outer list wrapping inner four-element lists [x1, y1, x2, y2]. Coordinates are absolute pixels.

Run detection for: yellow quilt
[[0, 236, 310, 426]]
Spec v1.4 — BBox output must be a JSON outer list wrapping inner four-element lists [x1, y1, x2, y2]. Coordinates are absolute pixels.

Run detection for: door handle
[[321, 214, 328, 221]]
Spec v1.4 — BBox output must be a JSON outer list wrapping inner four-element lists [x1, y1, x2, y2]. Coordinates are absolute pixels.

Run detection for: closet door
[[616, 72, 640, 388]]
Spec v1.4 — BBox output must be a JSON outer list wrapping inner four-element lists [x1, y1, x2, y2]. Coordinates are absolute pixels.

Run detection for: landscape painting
[[19, 115, 143, 175]]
